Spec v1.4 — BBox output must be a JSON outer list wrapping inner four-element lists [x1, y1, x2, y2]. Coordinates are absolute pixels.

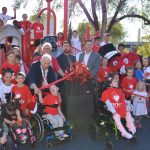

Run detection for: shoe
[[63, 134, 69, 138], [130, 129, 136, 135], [123, 132, 133, 139], [145, 114, 150, 119], [58, 134, 65, 141]]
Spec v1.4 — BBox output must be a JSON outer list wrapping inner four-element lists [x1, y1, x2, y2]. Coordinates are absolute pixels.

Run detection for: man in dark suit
[[57, 41, 76, 72], [25, 54, 56, 94], [79, 40, 101, 77]]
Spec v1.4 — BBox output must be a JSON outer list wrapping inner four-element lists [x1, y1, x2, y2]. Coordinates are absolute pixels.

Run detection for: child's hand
[[11, 120, 16, 125], [61, 116, 66, 121], [0, 136, 7, 144]]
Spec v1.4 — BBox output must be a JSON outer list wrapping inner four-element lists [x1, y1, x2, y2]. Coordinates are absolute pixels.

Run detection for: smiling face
[[7, 53, 16, 64], [16, 75, 25, 85], [50, 85, 59, 96], [127, 69, 134, 78], [3, 72, 12, 85]]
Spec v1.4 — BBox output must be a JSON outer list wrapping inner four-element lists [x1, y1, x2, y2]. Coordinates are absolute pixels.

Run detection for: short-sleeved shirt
[[0, 62, 20, 75], [143, 66, 150, 80], [43, 94, 61, 115], [0, 13, 12, 25], [121, 77, 137, 99], [0, 83, 14, 103], [31, 22, 44, 39], [97, 66, 111, 83], [101, 87, 126, 118], [19, 21, 31, 32], [11, 85, 32, 114], [92, 44, 100, 53]]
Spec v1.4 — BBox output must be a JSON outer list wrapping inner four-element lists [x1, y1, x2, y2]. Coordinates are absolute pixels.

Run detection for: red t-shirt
[[43, 94, 61, 115], [11, 85, 32, 114], [92, 44, 100, 53], [97, 66, 111, 83], [31, 22, 44, 39], [121, 77, 137, 99], [101, 87, 126, 118], [19, 21, 31, 32], [0, 62, 20, 75], [33, 56, 60, 72]]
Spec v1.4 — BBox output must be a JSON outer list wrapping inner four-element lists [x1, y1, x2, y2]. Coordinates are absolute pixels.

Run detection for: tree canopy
[[13, 0, 150, 36]]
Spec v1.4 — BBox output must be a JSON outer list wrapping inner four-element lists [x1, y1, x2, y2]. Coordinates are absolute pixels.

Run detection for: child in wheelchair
[[38, 85, 69, 140], [100, 72, 136, 139], [1, 100, 35, 144]]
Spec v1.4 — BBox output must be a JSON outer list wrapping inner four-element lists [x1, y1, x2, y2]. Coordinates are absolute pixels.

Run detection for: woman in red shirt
[[101, 72, 136, 139]]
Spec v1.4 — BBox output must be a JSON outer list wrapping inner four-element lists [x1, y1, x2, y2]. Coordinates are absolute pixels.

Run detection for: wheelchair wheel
[[89, 122, 100, 141], [30, 113, 44, 142], [3, 143, 11, 150]]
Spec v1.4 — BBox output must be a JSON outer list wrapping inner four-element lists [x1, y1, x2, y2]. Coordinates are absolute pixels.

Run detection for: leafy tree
[[77, 22, 126, 44], [13, 0, 150, 35]]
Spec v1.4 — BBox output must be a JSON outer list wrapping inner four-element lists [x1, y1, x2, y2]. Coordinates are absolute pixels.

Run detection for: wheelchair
[[7, 119, 36, 150], [89, 84, 137, 149], [30, 101, 73, 147]]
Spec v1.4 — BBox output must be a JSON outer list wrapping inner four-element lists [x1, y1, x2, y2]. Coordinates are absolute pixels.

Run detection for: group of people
[[0, 6, 150, 148]]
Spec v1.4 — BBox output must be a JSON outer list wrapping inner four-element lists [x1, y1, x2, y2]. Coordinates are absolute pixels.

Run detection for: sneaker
[[63, 134, 69, 138], [123, 132, 133, 139], [130, 130, 136, 135], [145, 114, 150, 119], [58, 135, 65, 141]]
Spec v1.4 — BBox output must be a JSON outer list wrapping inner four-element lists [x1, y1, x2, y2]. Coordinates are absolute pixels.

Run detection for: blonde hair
[[136, 81, 146, 92]]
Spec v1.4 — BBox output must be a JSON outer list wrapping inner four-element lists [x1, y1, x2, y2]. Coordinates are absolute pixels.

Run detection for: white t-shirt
[[0, 13, 12, 25], [0, 83, 14, 103], [71, 36, 81, 51], [143, 66, 150, 80]]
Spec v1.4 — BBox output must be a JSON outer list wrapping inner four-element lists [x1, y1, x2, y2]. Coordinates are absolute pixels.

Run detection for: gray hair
[[42, 42, 52, 51], [40, 54, 52, 62]]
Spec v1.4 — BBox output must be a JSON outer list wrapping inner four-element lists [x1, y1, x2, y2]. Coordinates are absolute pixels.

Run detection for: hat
[[98, 43, 119, 60]]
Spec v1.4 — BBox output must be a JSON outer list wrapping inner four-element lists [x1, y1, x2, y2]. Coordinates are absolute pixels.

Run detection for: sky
[[0, 0, 146, 42]]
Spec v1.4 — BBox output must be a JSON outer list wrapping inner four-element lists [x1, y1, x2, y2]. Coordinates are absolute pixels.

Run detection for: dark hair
[[72, 30, 77, 33], [126, 66, 134, 72], [94, 36, 101, 41], [102, 72, 119, 91], [2, 68, 14, 75], [118, 43, 125, 48], [15, 55, 21, 61], [6, 101, 18, 112], [36, 16, 41, 19], [63, 41, 70, 46]]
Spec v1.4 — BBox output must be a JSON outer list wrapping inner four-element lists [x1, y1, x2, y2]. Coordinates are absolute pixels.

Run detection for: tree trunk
[[101, 0, 107, 35]]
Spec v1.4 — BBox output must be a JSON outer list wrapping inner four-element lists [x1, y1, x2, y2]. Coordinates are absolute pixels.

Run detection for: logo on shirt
[[129, 84, 133, 89], [114, 95, 120, 102]]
